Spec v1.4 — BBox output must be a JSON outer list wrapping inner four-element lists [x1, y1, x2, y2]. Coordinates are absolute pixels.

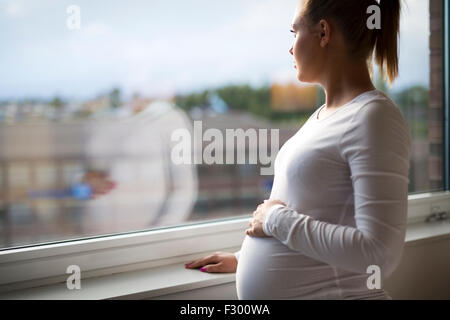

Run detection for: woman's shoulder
[[352, 90, 407, 127], [341, 90, 411, 155]]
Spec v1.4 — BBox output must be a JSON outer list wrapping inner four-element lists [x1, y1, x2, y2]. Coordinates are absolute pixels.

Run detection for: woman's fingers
[[185, 255, 217, 269], [185, 252, 238, 273], [272, 199, 285, 206], [185, 258, 205, 269], [198, 263, 223, 273]]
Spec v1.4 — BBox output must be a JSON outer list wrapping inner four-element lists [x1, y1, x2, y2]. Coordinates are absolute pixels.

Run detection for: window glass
[[377, 0, 443, 194], [0, 0, 443, 249]]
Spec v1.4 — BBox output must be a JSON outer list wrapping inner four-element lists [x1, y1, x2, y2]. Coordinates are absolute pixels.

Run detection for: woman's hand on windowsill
[[184, 252, 238, 273]]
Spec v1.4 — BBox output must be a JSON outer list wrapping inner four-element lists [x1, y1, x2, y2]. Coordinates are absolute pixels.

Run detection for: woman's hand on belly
[[246, 199, 285, 238]]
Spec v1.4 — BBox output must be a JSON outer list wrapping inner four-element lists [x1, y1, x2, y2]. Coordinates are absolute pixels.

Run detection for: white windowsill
[[1, 220, 450, 300], [0, 259, 238, 300]]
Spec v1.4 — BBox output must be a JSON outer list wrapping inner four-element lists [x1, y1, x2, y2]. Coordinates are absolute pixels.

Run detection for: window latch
[[425, 209, 449, 223]]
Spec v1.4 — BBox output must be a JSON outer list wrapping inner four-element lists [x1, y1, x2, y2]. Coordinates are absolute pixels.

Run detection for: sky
[[0, 0, 430, 101]]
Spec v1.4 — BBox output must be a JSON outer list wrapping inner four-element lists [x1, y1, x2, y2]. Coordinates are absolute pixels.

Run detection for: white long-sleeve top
[[234, 90, 412, 300]]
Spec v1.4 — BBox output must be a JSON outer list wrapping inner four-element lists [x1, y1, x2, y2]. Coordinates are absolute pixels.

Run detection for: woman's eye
[[290, 30, 296, 37]]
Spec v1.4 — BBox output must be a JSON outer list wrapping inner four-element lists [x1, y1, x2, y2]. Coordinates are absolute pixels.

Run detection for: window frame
[[1, 192, 449, 293], [444, 0, 450, 190], [1, 0, 450, 294]]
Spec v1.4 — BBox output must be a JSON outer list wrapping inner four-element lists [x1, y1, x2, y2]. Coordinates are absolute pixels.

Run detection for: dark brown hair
[[300, 0, 401, 84]]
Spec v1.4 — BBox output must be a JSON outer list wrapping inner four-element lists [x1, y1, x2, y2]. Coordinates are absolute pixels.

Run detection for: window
[[0, 0, 448, 254], [388, 0, 445, 194]]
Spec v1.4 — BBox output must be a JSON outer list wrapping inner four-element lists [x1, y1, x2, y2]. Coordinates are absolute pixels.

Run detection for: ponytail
[[375, 0, 401, 84]]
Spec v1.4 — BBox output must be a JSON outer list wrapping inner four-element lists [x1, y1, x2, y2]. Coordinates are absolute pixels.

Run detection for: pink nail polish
[[200, 267, 206, 272]]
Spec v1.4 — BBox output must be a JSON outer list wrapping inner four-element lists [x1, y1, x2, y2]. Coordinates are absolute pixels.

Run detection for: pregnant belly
[[235, 235, 337, 300]]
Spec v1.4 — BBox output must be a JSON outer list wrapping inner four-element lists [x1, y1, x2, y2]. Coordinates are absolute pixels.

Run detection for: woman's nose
[[289, 47, 293, 55]]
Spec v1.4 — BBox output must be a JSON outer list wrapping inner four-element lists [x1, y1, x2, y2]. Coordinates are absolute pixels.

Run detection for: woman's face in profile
[[289, 3, 324, 84]]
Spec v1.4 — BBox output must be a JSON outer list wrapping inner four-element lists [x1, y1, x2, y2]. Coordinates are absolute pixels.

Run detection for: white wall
[[384, 237, 450, 299]]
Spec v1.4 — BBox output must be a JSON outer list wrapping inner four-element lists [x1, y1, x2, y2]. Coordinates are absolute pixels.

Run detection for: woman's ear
[[318, 19, 331, 48]]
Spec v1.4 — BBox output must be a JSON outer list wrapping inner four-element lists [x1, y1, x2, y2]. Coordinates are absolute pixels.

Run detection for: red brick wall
[[429, 0, 443, 190]]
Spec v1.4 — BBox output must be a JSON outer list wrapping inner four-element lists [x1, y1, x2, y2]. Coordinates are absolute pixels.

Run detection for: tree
[[395, 85, 429, 140], [374, 70, 389, 95], [109, 88, 121, 109], [174, 90, 210, 111], [50, 96, 65, 110]]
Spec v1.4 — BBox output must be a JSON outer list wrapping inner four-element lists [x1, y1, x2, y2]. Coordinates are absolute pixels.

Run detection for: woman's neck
[[320, 58, 376, 109]]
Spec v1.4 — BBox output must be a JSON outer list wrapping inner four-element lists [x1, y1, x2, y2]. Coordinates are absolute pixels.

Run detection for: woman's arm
[[263, 101, 412, 278]]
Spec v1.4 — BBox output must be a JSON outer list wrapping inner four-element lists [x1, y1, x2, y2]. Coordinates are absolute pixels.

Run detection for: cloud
[[5, 1, 23, 18], [0, 0, 430, 99], [271, 68, 298, 85], [224, 0, 297, 33], [84, 23, 109, 36]]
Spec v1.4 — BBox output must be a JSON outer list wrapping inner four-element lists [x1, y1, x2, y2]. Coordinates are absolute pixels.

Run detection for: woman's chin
[[297, 72, 314, 84], [297, 72, 307, 83]]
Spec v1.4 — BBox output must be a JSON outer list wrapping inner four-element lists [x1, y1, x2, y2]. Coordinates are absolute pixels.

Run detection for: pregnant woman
[[185, 0, 411, 300]]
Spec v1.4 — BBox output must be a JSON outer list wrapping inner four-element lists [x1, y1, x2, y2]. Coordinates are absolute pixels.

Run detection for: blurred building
[[428, 0, 444, 191], [271, 83, 319, 111], [188, 109, 300, 221]]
